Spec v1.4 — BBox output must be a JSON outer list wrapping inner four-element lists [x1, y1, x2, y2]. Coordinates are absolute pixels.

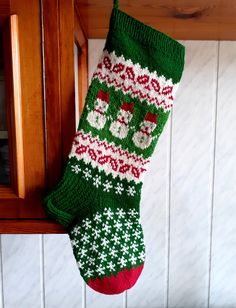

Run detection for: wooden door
[[0, 0, 88, 233], [0, 0, 46, 220]]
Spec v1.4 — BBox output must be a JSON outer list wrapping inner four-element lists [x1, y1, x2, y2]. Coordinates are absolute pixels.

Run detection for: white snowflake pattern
[[83, 168, 92, 180], [101, 237, 109, 247], [103, 208, 114, 220], [71, 225, 81, 236], [71, 165, 81, 174], [102, 223, 112, 235], [103, 180, 113, 192], [71, 164, 137, 197], [93, 175, 102, 188], [118, 256, 127, 267], [109, 247, 118, 258], [126, 186, 136, 196], [80, 248, 88, 258], [131, 242, 139, 252], [71, 239, 79, 248], [82, 218, 92, 229], [114, 221, 122, 231], [116, 208, 125, 219], [77, 260, 85, 269], [70, 161, 137, 197], [90, 243, 99, 252], [88, 256, 95, 265], [92, 228, 101, 239], [96, 265, 105, 276], [138, 251, 145, 262], [111, 234, 120, 245], [130, 254, 137, 264], [98, 252, 107, 262], [107, 261, 116, 271], [121, 245, 129, 255], [128, 209, 138, 217], [70, 207, 145, 279], [115, 182, 124, 195], [84, 268, 94, 277], [94, 213, 102, 223], [81, 234, 90, 244], [133, 229, 141, 239], [124, 220, 132, 230], [122, 232, 130, 242]]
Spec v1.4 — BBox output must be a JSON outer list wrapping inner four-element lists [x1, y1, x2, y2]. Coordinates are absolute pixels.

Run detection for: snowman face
[[140, 120, 156, 134], [118, 109, 133, 124], [94, 98, 109, 114]]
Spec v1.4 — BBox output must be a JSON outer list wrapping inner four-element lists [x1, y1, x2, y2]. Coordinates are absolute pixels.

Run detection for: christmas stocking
[[44, 0, 185, 295]]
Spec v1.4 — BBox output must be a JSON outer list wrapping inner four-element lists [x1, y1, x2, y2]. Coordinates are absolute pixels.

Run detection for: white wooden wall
[[0, 40, 236, 308]]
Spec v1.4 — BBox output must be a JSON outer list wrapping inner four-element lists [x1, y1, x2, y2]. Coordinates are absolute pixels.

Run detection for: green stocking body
[[44, 2, 185, 295]]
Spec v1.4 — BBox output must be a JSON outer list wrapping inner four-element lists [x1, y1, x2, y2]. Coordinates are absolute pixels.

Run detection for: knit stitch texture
[[44, 4, 185, 294]]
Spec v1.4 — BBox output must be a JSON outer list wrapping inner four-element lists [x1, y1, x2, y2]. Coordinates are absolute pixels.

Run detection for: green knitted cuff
[[105, 8, 185, 83], [45, 199, 73, 228]]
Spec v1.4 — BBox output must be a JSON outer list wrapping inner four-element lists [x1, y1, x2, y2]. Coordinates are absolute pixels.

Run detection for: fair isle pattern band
[[70, 161, 138, 197], [69, 130, 150, 183], [92, 50, 180, 112]]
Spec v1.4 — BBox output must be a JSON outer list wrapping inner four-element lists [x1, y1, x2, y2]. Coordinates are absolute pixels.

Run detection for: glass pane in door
[[0, 30, 10, 184]]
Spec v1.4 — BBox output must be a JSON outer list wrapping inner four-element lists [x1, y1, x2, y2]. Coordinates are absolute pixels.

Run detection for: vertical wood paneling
[[1, 235, 42, 307], [0, 0, 10, 15], [127, 121, 171, 308], [86, 288, 124, 308], [0, 236, 4, 308], [42, 0, 62, 189], [39, 235, 45, 308], [44, 234, 82, 308], [59, 0, 76, 161], [209, 41, 236, 307], [88, 39, 105, 83], [168, 41, 217, 308]]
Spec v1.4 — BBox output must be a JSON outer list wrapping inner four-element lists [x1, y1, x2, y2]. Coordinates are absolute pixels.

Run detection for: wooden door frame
[[0, 0, 88, 233], [0, 0, 46, 227], [43, 0, 88, 189]]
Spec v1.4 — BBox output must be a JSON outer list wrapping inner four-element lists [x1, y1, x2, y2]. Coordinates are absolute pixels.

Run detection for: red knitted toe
[[88, 263, 144, 295]]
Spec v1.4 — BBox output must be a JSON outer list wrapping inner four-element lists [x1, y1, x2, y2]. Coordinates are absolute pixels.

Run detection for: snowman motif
[[109, 102, 134, 139], [132, 113, 157, 150], [87, 90, 109, 130]]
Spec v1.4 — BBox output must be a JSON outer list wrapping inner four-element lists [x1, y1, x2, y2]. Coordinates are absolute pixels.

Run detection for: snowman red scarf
[[133, 113, 157, 149], [87, 90, 110, 129], [110, 102, 134, 139]]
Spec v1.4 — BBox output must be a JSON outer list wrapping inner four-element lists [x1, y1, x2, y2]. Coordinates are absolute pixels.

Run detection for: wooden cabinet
[[0, 0, 88, 233]]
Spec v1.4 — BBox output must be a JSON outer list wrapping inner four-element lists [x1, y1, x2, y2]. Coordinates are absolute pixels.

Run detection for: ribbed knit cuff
[[109, 8, 185, 66], [105, 8, 185, 84], [45, 198, 73, 228]]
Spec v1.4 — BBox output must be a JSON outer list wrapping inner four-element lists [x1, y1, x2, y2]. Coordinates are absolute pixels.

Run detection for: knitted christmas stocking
[[44, 0, 185, 295]]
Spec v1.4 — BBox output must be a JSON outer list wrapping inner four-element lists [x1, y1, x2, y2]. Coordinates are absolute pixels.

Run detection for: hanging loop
[[113, 0, 119, 9]]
